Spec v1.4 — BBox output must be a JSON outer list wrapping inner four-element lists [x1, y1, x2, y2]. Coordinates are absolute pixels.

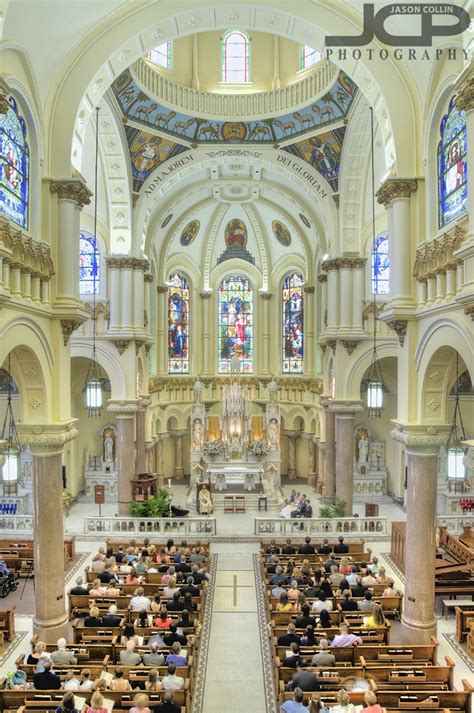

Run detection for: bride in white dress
[[279, 489, 298, 519]]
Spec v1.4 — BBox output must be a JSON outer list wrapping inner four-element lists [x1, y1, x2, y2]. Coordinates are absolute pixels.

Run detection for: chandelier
[[0, 353, 22, 483], [84, 107, 103, 417], [446, 352, 466, 481], [365, 107, 385, 418]]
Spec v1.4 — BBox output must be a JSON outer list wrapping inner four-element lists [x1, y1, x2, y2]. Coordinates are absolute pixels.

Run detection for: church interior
[[0, 1, 473, 712]]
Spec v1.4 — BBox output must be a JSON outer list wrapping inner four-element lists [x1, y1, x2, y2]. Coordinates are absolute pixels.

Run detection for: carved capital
[[391, 422, 450, 454], [463, 304, 474, 321], [260, 292, 273, 300], [0, 79, 10, 115], [337, 257, 366, 270], [330, 400, 364, 415], [454, 76, 474, 113], [144, 273, 154, 283], [200, 291, 212, 299], [332, 194, 340, 209], [303, 285, 315, 294], [107, 399, 140, 415], [317, 273, 327, 283], [322, 258, 339, 272], [320, 343, 328, 355], [18, 422, 79, 455], [342, 340, 358, 355], [135, 339, 147, 355], [50, 180, 92, 208], [327, 340, 337, 352], [386, 319, 408, 346], [376, 178, 418, 207], [105, 256, 150, 271], [112, 339, 130, 355], [60, 318, 83, 346], [157, 285, 168, 294]]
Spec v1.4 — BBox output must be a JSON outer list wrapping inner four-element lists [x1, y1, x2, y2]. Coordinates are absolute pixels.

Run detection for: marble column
[[171, 430, 187, 480], [322, 399, 335, 501], [21, 425, 78, 642], [157, 286, 168, 375], [200, 291, 212, 376], [338, 263, 353, 329], [392, 425, 448, 642], [304, 286, 314, 376], [154, 436, 164, 486], [352, 260, 365, 332], [332, 402, 362, 515], [260, 292, 272, 376], [135, 398, 149, 475], [324, 260, 339, 334], [108, 400, 139, 515], [305, 434, 316, 486], [284, 431, 299, 480]]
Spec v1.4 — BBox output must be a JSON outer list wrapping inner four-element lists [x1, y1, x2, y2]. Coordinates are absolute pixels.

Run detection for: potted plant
[[130, 487, 172, 517], [248, 439, 270, 458], [318, 498, 347, 518], [203, 439, 224, 458]]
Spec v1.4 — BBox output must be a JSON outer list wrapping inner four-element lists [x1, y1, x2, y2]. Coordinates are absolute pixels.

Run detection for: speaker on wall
[[62, 465, 67, 489]]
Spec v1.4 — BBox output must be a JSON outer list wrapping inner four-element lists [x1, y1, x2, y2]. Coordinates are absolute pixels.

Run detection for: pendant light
[[84, 106, 103, 417], [365, 107, 385, 418], [446, 353, 466, 483], [0, 354, 22, 487]]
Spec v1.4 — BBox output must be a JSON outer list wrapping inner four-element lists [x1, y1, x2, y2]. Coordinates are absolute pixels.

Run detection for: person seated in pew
[[272, 582, 286, 599], [137, 609, 150, 628], [62, 670, 81, 691], [166, 591, 184, 612], [339, 557, 352, 576], [180, 575, 200, 598], [129, 693, 151, 713], [282, 538, 297, 555], [266, 539, 280, 555], [329, 565, 345, 588], [277, 623, 300, 647], [337, 578, 350, 595], [151, 690, 181, 713], [367, 556, 379, 575], [143, 642, 166, 666], [155, 610, 173, 630], [376, 567, 389, 586], [135, 558, 148, 575], [323, 555, 338, 573], [163, 577, 178, 599], [105, 582, 121, 597], [145, 669, 164, 693], [126, 571, 141, 585], [51, 637, 78, 665], [295, 604, 317, 629], [277, 592, 294, 612], [120, 639, 142, 666], [114, 545, 126, 563], [98, 564, 118, 584], [93, 678, 108, 692], [363, 603, 385, 628], [330, 623, 362, 648], [191, 563, 209, 585], [82, 690, 108, 713], [90, 553, 106, 575], [382, 579, 397, 597], [26, 639, 49, 670], [151, 594, 162, 613], [346, 566, 360, 587], [361, 691, 383, 713], [84, 606, 103, 627], [282, 642, 301, 668], [189, 544, 205, 566], [351, 577, 368, 598], [316, 609, 332, 630], [164, 623, 188, 647], [121, 622, 140, 646], [339, 589, 359, 612], [165, 641, 187, 667], [270, 565, 287, 586], [162, 663, 184, 692], [176, 609, 193, 631], [110, 666, 132, 692], [131, 586, 152, 612], [287, 659, 320, 692], [34, 659, 61, 689], [361, 570, 377, 588], [280, 686, 308, 713], [287, 580, 301, 601], [182, 591, 196, 612], [311, 638, 336, 667], [333, 536, 349, 554], [298, 536, 315, 555], [358, 590, 375, 612], [300, 625, 316, 647], [79, 669, 94, 691], [102, 604, 122, 627], [333, 688, 356, 713], [303, 578, 319, 599], [88, 579, 108, 597], [175, 555, 191, 574], [56, 691, 78, 713], [70, 576, 89, 596], [318, 539, 332, 555], [311, 591, 333, 614], [148, 631, 166, 649]]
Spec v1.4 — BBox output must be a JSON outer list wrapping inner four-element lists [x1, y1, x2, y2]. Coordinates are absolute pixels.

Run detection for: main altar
[[188, 358, 281, 504]]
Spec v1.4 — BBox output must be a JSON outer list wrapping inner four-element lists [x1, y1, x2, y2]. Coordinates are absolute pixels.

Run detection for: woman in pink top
[[129, 693, 151, 713], [154, 611, 172, 629], [361, 691, 384, 713], [83, 691, 107, 713]]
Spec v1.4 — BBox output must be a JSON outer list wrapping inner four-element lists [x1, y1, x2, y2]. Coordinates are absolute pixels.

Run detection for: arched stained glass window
[[438, 96, 467, 228], [168, 272, 190, 374], [0, 96, 29, 229], [282, 272, 304, 374], [222, 31, 249, 83], [218, 276, 253, 373], [300, 45, 323, 70], [79, 232, 100, 296], [371, 235, 390, 295]]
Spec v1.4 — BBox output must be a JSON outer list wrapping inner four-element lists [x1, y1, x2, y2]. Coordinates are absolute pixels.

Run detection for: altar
[[207, 463, 264, 491]]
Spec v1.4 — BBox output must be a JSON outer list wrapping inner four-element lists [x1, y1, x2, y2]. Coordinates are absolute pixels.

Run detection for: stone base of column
[[34, 611, 69, 643], [307, 471, 316, 486], [400, 614, 437, 644], [118, 500, 130, 516], [174, 468, 184, 480], [287, 468, 297, 480], [157, 474, 165, 487]]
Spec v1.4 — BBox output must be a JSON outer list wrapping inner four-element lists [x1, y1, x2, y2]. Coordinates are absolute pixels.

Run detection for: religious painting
[[282, 272, 304, 374], [180, 219, 200, 247], [218, 276, 253, 374], [126, 127, 188, 192], [371, 235, 390, 295], [283, 128, 345, 192], [438, 96, 467, 228], [0, 96, 29, 229], [272, 220, 292, 247], [225, 218, 247, 248], [168, 272, 190, 373], [161, 213, 173, 228], [299, 213, 311, 228], [221, 122, 247, 142], [79, 232, 100, 296]]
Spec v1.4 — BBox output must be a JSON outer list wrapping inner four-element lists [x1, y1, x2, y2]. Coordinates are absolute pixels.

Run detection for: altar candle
[[168, 479, 171, 488]]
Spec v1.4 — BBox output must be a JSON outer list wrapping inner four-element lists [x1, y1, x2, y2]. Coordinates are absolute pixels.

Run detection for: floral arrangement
[[248, 439, 270, 457], [203, 439, 224, 456]]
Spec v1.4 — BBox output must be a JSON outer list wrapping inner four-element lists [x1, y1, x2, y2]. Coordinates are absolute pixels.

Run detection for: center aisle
[[194, 542, 275, 713]]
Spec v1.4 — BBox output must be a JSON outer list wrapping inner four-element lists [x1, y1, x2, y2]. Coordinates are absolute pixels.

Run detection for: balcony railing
[[84, 516, 216, 536], [254, 516, 388, 537]]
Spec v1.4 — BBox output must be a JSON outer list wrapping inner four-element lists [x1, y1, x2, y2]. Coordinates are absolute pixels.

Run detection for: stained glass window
[[168, 272, 190, 374], [282, 272, 304, 374], [222, 31, 249, 83], [371, 235, 390, 295], [438, 96, 467, 228], [149, 42, 172, 70], [0, 96, 29, 229], [300, 45, 323, 70], [218, 276, 253, 373], [79, 232, 100, 296]]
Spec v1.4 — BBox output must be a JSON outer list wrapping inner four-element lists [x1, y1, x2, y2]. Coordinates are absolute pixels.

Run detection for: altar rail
[[0, 515, 34, 533], [84, 516, 216, 536], [254, 516, 388, 537], [437, 515, 474, 534]]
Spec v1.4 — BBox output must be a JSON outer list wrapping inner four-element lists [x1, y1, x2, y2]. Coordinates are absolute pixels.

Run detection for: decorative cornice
[[0, 217, 55, 280], [157, 285, 168, 294], [322, 257, 366, 271], [362, 302, 387, 320], [320, 343, 328, 355], [50, 180, 92, 208], [60, 318, 84, 346], [107, 399, 140, 415], [413, 221, 466, 280], [18, 422, 79, 455], [304, 285, 315, 294], [327, 340, 337, 352], [454, 76, 474, 113], [376, 178, 418, 207], [342, 340, 358, 355], [386, 319, 408, 346], [112, 339, 130, 355], [464, 304, 474, 321], [391, 422, 450, 454], [148, 374, 322, 395], [329, 400, 364, 415], [105, 256, 150, 271]]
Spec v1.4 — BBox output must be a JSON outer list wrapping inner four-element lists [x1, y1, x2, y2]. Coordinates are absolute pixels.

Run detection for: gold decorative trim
[[327, 340, 337, 352], [322, 257, 366, 271], [112, 340, 130, 355], [144, 273, 154, 283], [386, 319, 408, 346], [342, 340, 358, 355], [303, 285, 315, 294], [317, 273, 327, 283], [105, 256, 150, 271], [50, 180, 92, 208], [0, 79, 9, 115], [376, 178, 418, 207], [157, 285, 168, 294], [60, 318, 84, 346], [199, 291, 212, 299]]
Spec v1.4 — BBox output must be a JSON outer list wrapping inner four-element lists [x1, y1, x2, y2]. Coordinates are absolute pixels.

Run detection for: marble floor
[[1, 489, 473, 713]]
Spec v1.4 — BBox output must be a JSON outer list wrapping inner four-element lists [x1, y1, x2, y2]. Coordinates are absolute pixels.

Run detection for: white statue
[[193, 379, 203, 404], [193, 419, 203, 448], [358, 435, 369, 463], [104, 435, 114, 463], [268, 378, 278, 404], [268, 419, 279, 446], [230, 353, 241, 376]]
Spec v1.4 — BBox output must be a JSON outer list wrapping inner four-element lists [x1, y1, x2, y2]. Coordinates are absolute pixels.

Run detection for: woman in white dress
[[279, 489, 298, 519]]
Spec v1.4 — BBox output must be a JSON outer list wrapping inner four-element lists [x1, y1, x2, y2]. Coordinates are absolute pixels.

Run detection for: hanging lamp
[[84, 107, 103, 417], [445, 353, 466, 482], [0, 354, 22, 485], [365, 107, 385, 418]]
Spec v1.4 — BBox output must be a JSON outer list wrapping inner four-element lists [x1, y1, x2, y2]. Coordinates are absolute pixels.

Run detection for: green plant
[[129, 487, 172, 517], [318, 505, 334, 519], [319, 499, 347, 518], [130, 501, 146, 517]]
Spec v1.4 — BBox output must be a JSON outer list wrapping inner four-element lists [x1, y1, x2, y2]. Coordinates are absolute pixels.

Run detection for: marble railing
[[437, 515, 474, 533], [133, 59, 338, 118], [84, 516, 217, 536], [0, 515, 34, 532], [255, 516, 388, 537]]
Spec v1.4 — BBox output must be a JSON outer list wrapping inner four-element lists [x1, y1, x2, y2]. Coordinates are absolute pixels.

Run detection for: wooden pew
[[455, 606, 474, 642], [356, 640, 438, 665], [362, 659, 455, 692], [0, 690, 188, 713]]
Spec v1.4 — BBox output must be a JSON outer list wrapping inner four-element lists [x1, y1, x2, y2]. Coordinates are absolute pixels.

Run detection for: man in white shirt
[[130, 586, 151, 611], [346, 567, 359, 587], [162, 663, 185, 691], [62, 671, 80, 690]]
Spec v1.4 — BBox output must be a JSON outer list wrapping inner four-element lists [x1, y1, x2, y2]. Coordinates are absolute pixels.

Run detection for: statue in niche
[[358, 435, 369, 464], [268, 418, 279, 447], [268, 378, 278, 404], [193, 419, 203, 448], [103, 430, 115, 463], [193, 379, 203, 404]]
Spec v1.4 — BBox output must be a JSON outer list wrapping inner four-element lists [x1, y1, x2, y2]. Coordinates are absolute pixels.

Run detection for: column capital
[[138, 396, 151, 410], [376, 178, 418, 207], [303, 285, 315, 294], [317, 273, 327, 283], [107, 399, 140, 415], [282, 429, 301, 439], [200, 291, 213, 299], [320, 396, 333, 409], [144, 273, 154, 283], [50, 179, 92, 208], [454, 63, 474, 112], [259, 291, 273, 300], [169, 428, 188, 438], [18, 421, 78, 455], [391, 421, 450, 454], [105, 256, 150, 271], [329, 400, 363, 415]]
